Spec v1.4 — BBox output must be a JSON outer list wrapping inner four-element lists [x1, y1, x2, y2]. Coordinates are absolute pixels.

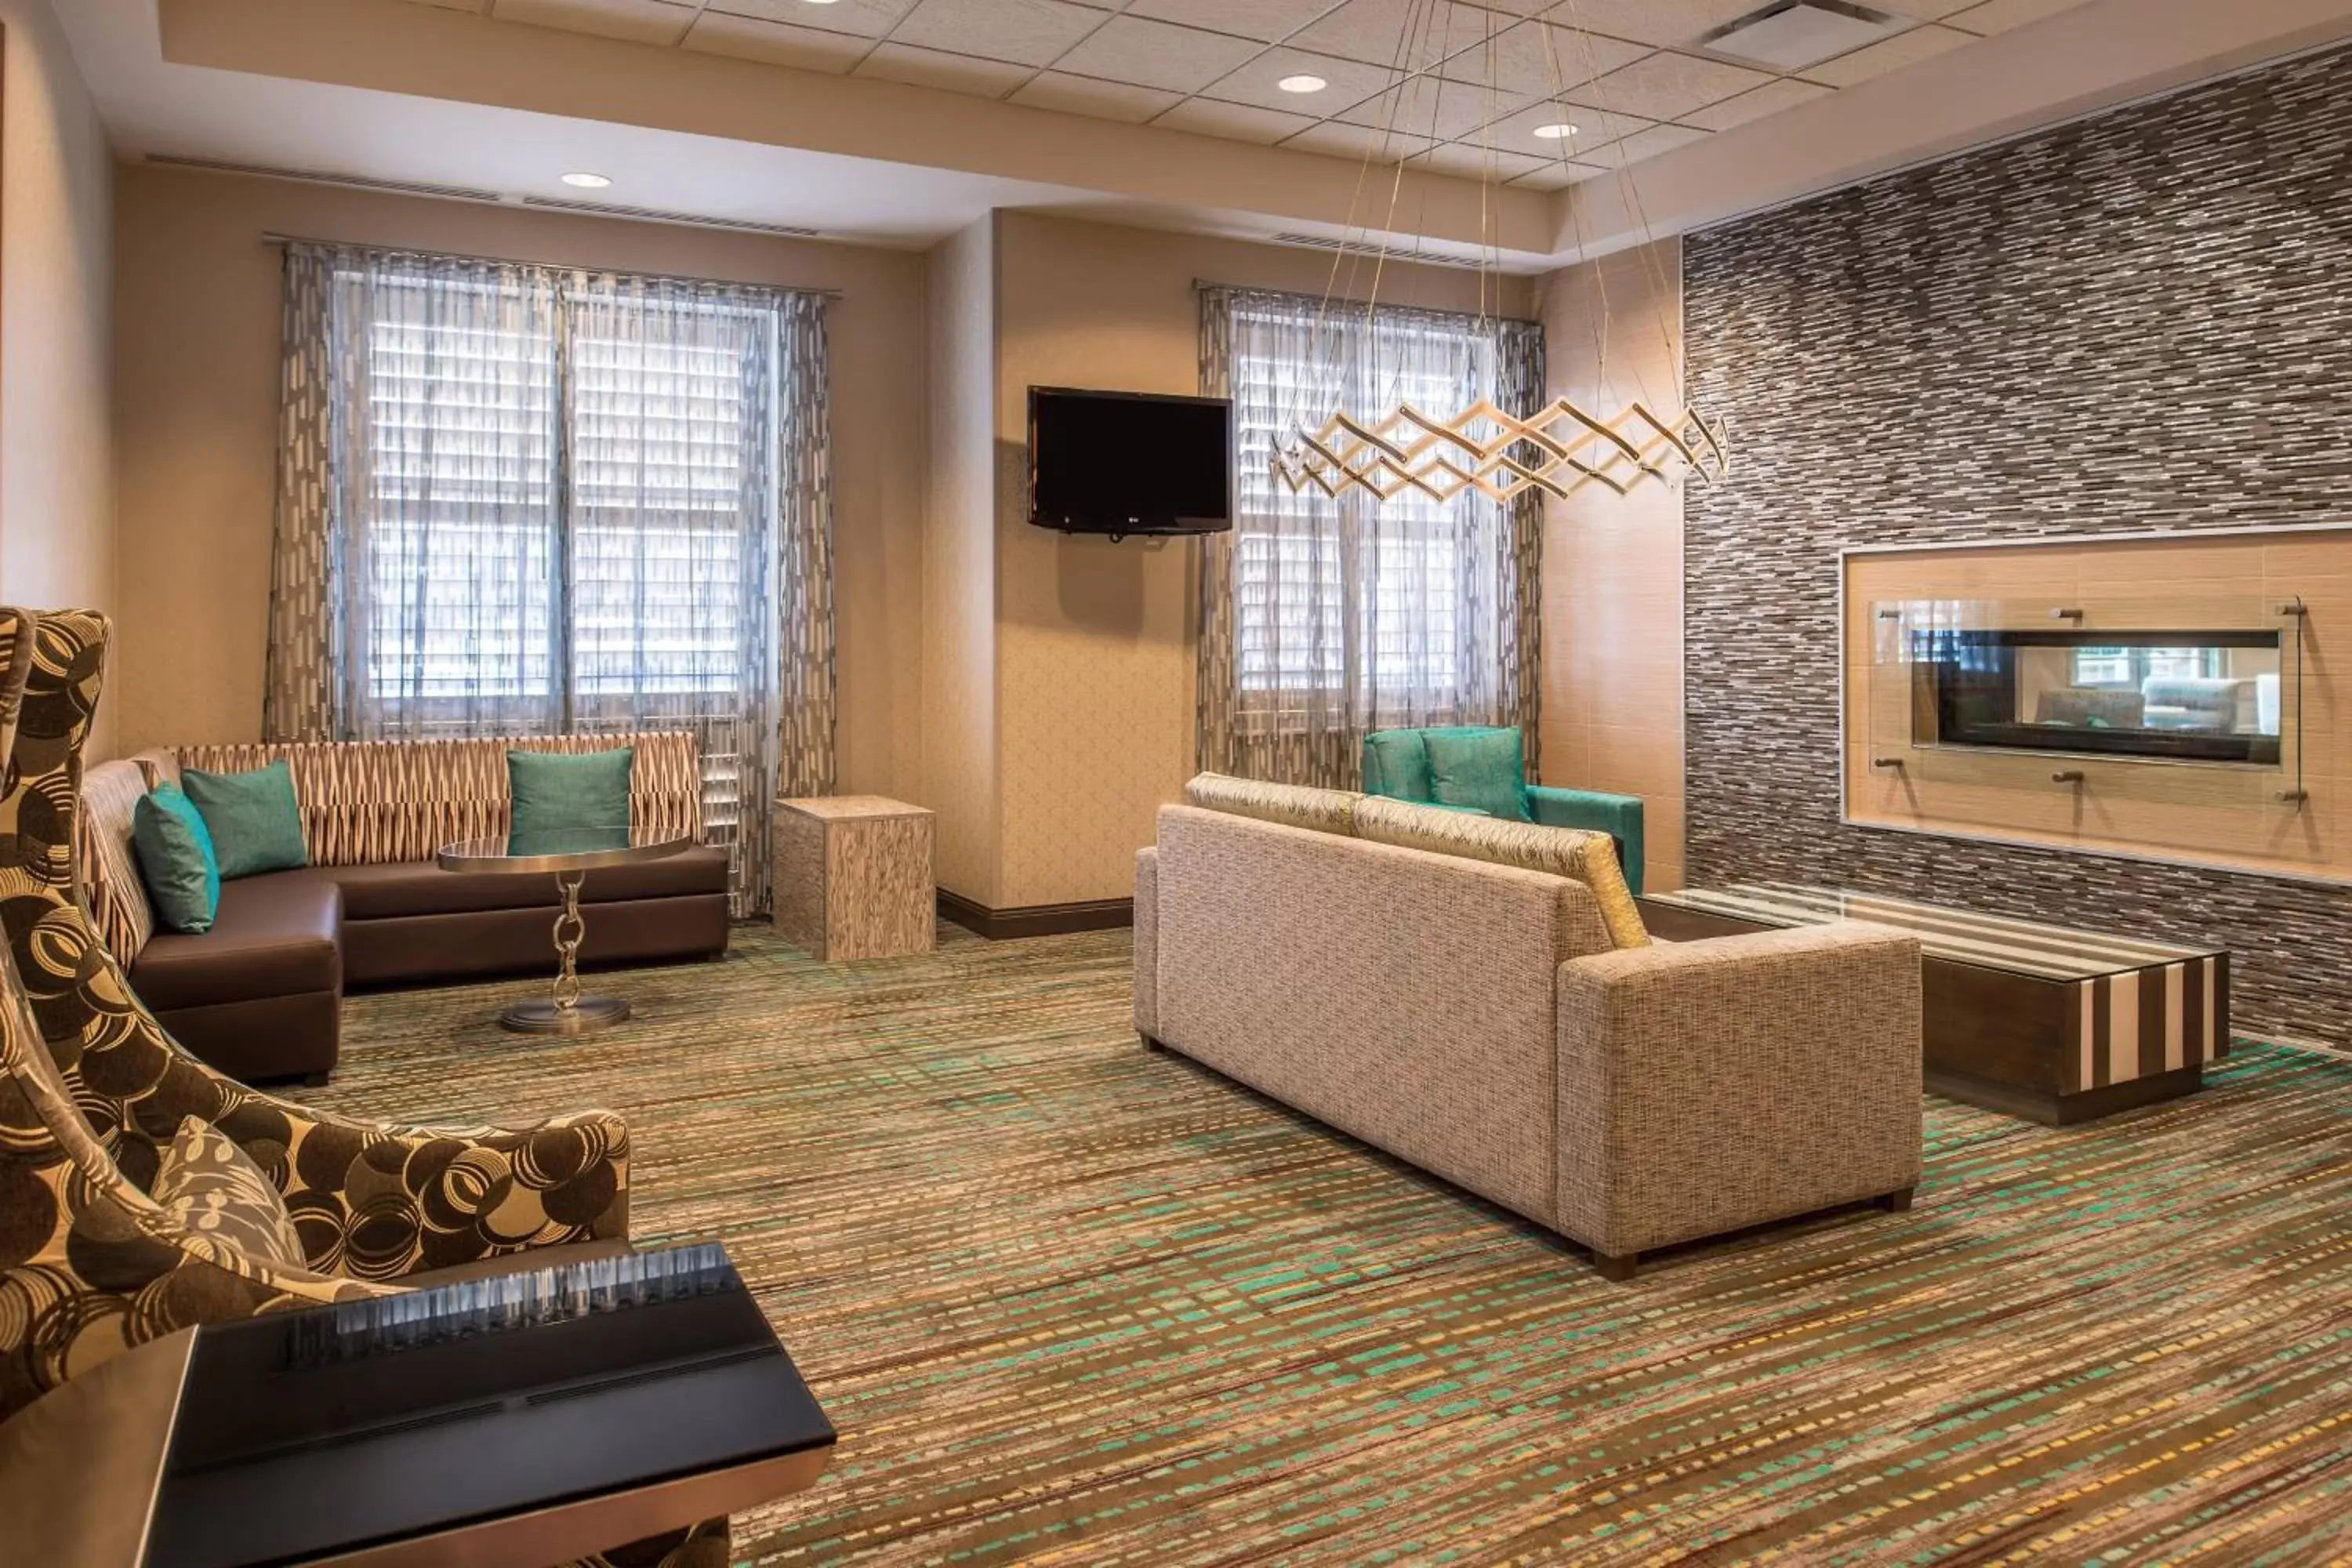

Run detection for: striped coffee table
[[1638, 883, 2229, 1127]]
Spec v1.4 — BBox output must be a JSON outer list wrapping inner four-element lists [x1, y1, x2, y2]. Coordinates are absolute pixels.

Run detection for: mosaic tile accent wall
[[1681, 43, 2352, 1045]]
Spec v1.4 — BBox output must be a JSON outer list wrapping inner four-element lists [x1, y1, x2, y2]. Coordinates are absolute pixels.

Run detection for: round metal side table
[[437, 826, 691, 1035]]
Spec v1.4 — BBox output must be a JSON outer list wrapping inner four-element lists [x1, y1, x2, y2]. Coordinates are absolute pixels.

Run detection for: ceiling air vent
[[1702, 2, 1908, 71], [144, 153, 506, 205], [518, 196, 822, 238], [1270, 231, 1484, 271]]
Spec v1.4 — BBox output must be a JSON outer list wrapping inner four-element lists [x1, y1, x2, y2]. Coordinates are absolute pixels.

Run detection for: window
[[349, 273, 770, 724], [2071, 645, 2225, 688], [1225, 299, 1501, 723]]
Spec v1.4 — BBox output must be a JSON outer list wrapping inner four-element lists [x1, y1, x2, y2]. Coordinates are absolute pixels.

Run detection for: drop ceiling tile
[[1411, 143, 1554, 181], [1532, 0, 1764, 48], [1123, 0, 1346, 43], [1152, 97, 1322, 143], [1341, 74, 1541, 142], [1944, 0, 2092, 32], [1801, 22, 1972, 85], [1479, 98, 1652, 151], [1869, 0, 1980, 17], [1583, 121, 1711, 165], [1202, 47, 1399, 114], [1290, 0, 1505, 71], [1510, 160, 1610, 189], [1678, 73, 1831, 130], [854, 41, 1036, 95], [1048, 16, 1265, 93], [890, 0, 1105, 67], [490, 0, 696, 45], [1011, 71, 1185, 119], [1279, 121, 1439, 164], [1440, 21, 1649, 98], [684, 13, 873, 69], [1577, 49, 1772, 118], [708, 0, 920, 38]]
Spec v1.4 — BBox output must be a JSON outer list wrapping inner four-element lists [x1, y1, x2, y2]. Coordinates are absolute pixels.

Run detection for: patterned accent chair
[[1361, 726, 1646, 895], [0, 609, 724, 1566]]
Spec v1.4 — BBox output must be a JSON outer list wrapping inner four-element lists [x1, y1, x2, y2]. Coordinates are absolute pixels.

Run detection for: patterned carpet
[[310, 925, 2352, 1566]]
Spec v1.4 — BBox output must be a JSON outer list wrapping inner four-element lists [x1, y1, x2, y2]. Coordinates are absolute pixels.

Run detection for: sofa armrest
[[219, 1095, 635, 1279], [1134, 845, 1159, 1040], [1527, 786, 1644, 895], [1555, 923, 1922, 1259]]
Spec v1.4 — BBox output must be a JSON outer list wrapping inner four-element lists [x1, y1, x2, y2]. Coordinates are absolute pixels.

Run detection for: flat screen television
[[1028, 387, 1234, 539]]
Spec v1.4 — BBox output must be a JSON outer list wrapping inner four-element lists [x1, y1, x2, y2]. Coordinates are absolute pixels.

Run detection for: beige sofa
[[1134, 786, 1924, 1280]]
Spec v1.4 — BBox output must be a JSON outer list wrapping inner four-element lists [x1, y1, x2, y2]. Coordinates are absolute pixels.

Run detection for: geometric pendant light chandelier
[[1268, 0, 1730, 505]]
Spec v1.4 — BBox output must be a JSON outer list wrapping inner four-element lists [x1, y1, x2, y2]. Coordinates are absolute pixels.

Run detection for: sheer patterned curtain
[[267, 244, 833, 916], [1197, 285, 1544, 787]]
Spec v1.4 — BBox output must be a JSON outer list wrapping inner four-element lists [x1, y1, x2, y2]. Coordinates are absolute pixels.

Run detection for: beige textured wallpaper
[[1534, 240, 1688, 891], [987, 211, 1526, 909], [107, 165, 927, 804], [0, 0, 117, 757]]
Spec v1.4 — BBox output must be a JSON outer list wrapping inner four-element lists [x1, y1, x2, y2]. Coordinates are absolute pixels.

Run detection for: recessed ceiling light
[[1277, 74, 1328, 94], [1531, 122, 1580, 140], [561, 171, 612, 189]]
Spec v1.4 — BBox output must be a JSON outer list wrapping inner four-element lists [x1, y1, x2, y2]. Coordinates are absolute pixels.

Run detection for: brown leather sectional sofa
[[79, 732, 731, 1083]]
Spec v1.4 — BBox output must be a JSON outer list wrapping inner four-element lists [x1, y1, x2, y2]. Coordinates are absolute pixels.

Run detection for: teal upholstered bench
[[1361, 726, 1646, 896]]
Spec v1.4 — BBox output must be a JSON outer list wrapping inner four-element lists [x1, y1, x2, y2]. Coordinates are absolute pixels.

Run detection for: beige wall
[[108, 165, 926, 804], [922, 216, 1000, 905], [1534, 241, 1687, 891], [987, 210, 1526, 909], [0, 0, 115, 753]]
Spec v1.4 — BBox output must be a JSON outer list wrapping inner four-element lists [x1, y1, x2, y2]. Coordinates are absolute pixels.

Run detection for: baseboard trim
[[936, 891, 1133, 940]]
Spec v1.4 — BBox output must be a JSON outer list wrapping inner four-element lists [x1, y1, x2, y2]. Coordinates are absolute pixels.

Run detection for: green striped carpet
[[313, 926, 2352, 1565]]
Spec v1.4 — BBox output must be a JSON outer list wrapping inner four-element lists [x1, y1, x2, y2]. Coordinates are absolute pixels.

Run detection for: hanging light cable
[[1269, 0, 1729, 506]]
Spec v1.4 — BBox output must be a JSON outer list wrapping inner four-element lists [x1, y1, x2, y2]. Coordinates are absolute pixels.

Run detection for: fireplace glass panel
[[1915, 628, 2282, 765]]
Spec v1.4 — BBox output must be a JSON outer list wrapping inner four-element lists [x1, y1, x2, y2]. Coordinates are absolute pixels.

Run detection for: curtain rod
[[1192, 278, 1540, 328], [259, 231, 846, 299]]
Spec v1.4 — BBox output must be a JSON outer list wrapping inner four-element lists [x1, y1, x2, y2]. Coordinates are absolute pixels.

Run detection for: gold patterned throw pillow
[[1353, 796, 1650, 949], [1184, 773, 1363, 837], [154, 1115, 308, 1272]]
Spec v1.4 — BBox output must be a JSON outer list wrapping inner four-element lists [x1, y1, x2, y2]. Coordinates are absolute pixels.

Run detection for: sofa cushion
[[154, 1115, 307, 1271], [183, 759, 310, 879], [81, 757, 158, 964], [329, 845, 731, 920], [130, 870, 342, 1011], [1354, 796, 1650, 950], [1424, 728, 1532, 821], [509, 746, 634, 837], [1183, 773, 1360, 836], [132, 786, 221, 934], [1361, 729, 1432, 800]]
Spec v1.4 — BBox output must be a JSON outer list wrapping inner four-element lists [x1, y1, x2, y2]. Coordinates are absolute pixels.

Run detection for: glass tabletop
[[437, 826, 693, 874], [1642, 882, 2225, 981]]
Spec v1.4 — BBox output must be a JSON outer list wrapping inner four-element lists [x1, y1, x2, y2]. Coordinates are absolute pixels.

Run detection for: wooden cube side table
[[772, 796, 936, 961]]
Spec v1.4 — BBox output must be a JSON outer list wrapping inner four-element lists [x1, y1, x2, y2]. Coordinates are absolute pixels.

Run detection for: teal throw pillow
[[1424, 728, 1532, 821], [509, 747, 635, 838], [1362, 729, 1435, 801], [181, 760, 310, 880], [132, 786, 221, 934]]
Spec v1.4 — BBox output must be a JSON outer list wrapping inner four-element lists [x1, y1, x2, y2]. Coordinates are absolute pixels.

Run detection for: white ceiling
[[59, 0, 2352, 267], [402, 0, 2093, 192]]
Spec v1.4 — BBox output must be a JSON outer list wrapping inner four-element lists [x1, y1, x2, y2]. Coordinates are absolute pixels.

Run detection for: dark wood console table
[[1639, 883, 2229, 1126], [0, 1243, 833, 1568]]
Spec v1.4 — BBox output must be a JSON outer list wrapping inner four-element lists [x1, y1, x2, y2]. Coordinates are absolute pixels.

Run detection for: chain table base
[[498, 869, 633, 1036], [499, 995, 631, 1036]]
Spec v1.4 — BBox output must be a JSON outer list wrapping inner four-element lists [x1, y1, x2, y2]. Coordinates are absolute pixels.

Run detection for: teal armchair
[[1362, 726, 1646, 896]]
